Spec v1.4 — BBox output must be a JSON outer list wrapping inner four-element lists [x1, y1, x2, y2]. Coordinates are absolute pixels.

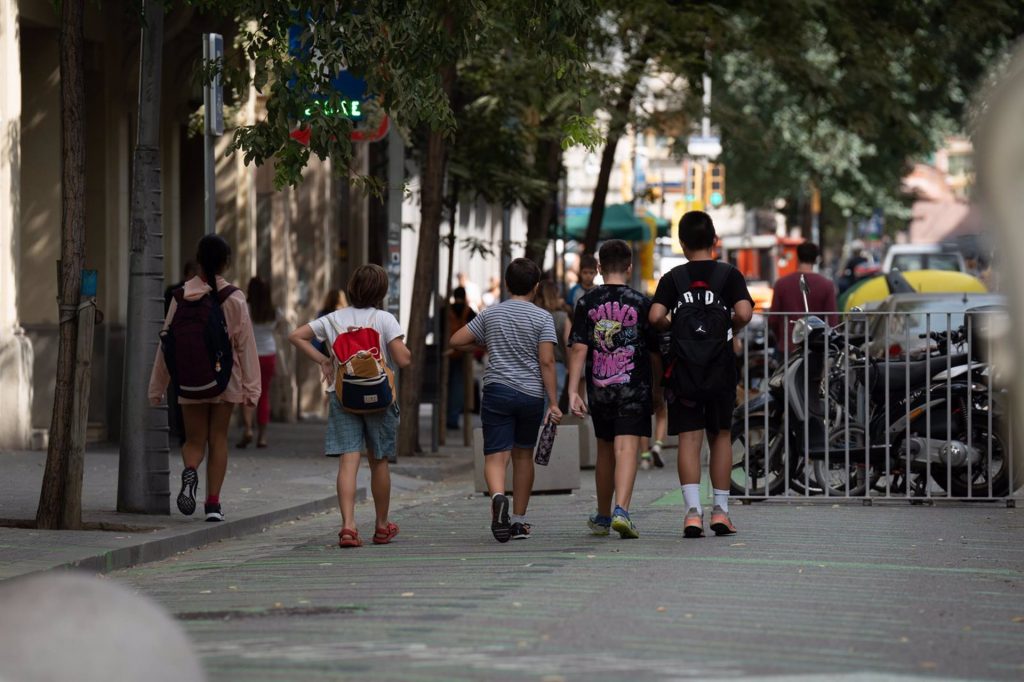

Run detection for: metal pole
[[386, 127, 403, 320], [500, 203, 512, 301], [202, 34, 223, 235], [203, 37, 214, 234]]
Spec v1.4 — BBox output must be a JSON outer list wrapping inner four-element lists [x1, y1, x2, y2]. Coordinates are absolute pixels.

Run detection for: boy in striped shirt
[[450, 258, 563, 542]]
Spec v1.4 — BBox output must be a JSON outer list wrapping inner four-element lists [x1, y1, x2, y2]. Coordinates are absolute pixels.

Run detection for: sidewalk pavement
[[0, 418, 473, 581], [108, 460, 1024, 681]]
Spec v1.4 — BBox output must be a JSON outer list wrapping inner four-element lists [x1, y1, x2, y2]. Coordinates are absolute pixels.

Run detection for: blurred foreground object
[[0, 572, 203, 682], [976, 40, 1024, 488]]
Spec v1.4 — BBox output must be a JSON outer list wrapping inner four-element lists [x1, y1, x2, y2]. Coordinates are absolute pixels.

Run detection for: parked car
[[864, 292, 1006, 359], [882, 244, 965, 273]]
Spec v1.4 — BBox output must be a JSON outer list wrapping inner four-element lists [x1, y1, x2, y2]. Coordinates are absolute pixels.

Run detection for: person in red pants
[[239, 277, 285, 448]]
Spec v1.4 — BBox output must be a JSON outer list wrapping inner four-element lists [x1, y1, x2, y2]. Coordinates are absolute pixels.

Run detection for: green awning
[[646, 212, 670, 238], [565, 203, 650, 242]]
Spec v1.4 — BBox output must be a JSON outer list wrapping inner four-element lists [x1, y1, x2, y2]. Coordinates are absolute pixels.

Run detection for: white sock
[[681, 484, 702, 515], [510, 514, 527, 525], [713, 489, 730, 513]]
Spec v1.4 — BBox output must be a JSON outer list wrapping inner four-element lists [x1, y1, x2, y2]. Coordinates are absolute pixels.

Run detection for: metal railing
[[730, 309, 1018, 504]]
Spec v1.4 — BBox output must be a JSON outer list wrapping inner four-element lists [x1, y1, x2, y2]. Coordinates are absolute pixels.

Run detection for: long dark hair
[[247, 277, 275, 323], [196, 234, 231, 297]]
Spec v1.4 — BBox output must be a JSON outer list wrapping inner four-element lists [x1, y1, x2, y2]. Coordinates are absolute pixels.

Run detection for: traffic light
[[685, 164, 703, 204], [705, 163, 725, 208]]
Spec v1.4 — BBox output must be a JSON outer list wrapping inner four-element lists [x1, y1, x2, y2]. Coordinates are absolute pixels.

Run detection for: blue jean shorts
[[325, 397, 399, 461], [480, 382, 545, 455]]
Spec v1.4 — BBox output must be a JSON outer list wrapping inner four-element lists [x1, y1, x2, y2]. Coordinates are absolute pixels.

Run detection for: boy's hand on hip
[[569, 392, 588, 418], [319, 359, 333, 384], [546, 405, 563, 425]]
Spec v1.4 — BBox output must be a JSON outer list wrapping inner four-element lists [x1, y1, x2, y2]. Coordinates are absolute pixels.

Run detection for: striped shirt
[[466, 299, 558, 399]]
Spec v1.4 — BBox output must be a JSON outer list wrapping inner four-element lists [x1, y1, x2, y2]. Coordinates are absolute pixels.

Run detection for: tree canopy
[[711, 1, 1024, 226]]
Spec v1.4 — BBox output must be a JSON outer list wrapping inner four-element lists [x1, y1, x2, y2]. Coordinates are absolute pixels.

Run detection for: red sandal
[[338, 528, 362, 548], [372, 521, 399, 545]]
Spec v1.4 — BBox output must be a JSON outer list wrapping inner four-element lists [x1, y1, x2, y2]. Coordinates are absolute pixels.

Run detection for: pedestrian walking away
[[650, 211, 753, 538], [149, 234, 261, 523], [289, 264, 411, 549], [567, 239, 661, 540], [450, 258, 563, 543], [768, 241, 839, 354], [445, 286, 477, 431], [238, 276, 288, 449], [534, 280, 571, 404]]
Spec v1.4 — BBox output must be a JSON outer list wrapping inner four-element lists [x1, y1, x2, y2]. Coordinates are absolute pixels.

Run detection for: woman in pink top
[[149, 235, 261, 522]]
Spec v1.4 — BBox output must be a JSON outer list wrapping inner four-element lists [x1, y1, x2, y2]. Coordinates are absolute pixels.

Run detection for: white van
[[882, 244, 965, 273]]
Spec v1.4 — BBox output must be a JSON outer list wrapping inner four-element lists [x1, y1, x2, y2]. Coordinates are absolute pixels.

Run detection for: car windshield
[[925, 254, 962, 271], [890, 253, 962, 272]]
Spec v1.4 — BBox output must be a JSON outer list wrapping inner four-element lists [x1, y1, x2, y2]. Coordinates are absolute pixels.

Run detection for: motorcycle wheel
[[730, 415, 786, 496], [932, 418, 1011, 498]]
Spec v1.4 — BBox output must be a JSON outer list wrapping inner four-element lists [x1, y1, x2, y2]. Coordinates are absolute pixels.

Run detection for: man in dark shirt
[[568, 240, 660, 539], [446, 286, 478, 430], [650, 211, 753, 538], [769, 242, 838, 354]]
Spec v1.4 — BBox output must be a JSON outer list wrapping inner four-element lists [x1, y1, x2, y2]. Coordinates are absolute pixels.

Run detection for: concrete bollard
[[473, 426, 581, 493], [0, 572, 204, 682], [559, 414, 597, 469]]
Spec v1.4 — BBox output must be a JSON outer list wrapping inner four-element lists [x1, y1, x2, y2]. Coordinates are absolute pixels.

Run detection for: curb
[[51, 488, 365, 577]]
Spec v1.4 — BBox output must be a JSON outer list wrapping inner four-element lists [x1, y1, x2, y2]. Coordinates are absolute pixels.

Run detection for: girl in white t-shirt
[[289, 265, 411, 548]]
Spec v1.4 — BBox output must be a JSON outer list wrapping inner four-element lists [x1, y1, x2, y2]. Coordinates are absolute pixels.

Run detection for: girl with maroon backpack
[[149, 234, 261, 522], [289, 264, 411, 548]]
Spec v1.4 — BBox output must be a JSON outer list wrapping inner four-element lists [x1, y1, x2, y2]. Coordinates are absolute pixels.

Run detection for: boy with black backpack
[[650, 211, 753, 537]]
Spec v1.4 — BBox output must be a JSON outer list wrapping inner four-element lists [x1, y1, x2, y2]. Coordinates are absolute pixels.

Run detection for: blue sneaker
[[587, 514, 611, 536], [611, 506, 639, 539]]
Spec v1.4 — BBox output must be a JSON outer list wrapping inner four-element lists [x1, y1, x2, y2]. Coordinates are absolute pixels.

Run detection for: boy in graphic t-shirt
[[567, 240, 660, 539]]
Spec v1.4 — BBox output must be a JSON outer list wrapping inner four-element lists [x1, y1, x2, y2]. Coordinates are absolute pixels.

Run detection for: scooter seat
[[868, 354, 968, 397]]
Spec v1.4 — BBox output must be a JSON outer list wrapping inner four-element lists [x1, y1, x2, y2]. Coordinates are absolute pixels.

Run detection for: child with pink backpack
[[289, 265, 411, 548]]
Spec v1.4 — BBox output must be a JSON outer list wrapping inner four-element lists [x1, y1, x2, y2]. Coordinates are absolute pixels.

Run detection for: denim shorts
[[480, 382, 545, 455], [324, 397, 399, 461]]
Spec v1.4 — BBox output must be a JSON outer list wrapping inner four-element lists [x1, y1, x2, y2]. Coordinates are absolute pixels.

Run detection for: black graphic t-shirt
[[570, 284, 658, 416]]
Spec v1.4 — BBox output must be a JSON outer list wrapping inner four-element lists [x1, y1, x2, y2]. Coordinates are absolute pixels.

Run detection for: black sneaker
[[176, 467, 198, 516], [491, 494, 511, 543], [511, 522, 531, 540], [204, 503, 224, 522]]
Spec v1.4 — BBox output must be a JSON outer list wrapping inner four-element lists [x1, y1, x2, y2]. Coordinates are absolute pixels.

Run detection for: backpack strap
[[708, 262, 732, 299], [670, 265, 691, 302], [216, 285, 239, 304]]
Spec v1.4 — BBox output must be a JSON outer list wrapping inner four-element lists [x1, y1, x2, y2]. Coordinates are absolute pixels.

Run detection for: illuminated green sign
[[303, 99, 363, 120], [709, 191, 724, 207]]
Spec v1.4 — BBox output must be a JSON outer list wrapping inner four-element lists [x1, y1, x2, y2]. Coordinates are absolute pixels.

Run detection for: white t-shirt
[[308, 307, 405, 392]]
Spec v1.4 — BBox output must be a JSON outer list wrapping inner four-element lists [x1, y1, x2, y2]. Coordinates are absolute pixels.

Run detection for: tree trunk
[[398, 60, 457, 456], [117, 1, 169, 514], [437, 182, 458, 447], [525, 138, 562, 266], [582, 53, 649, 255], [36, 0, 86, 530]]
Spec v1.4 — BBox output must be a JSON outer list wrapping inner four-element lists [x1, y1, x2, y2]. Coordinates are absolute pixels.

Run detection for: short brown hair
[[347, 264, 389, 308], [598, 239, 632, 274]]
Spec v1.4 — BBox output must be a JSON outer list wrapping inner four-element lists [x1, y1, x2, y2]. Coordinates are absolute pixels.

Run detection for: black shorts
[[667, 393, 734, 434], [590, 408, 652, 442]]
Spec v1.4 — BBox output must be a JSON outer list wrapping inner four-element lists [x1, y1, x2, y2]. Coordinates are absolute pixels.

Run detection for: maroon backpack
[[160, 285, 238, 399]]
